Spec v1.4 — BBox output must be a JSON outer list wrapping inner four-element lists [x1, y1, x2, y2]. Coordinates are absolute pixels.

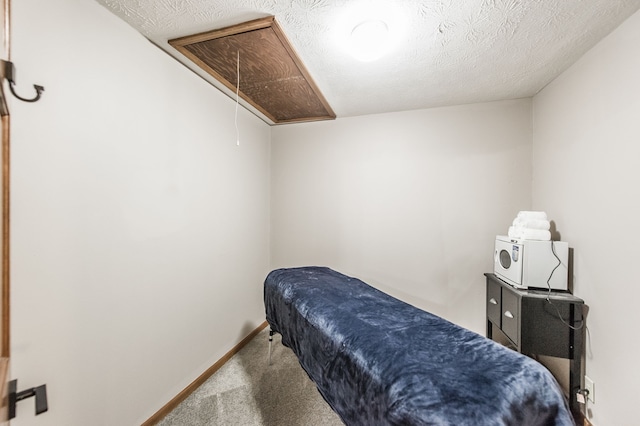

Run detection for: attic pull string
[[235, 50, 240, 146]]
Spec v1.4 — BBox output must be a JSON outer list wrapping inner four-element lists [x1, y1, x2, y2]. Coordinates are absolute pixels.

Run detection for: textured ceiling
[[97, 0, 640, 122]]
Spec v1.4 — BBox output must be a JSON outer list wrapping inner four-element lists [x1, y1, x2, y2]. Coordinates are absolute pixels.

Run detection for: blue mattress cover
[[264, 266, 574, 426]]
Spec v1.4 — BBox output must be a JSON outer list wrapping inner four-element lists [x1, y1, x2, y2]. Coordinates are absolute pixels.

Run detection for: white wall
[[532, 9, 640, 426], [271, 99, 533, 332], [10, 0, 270, 425]]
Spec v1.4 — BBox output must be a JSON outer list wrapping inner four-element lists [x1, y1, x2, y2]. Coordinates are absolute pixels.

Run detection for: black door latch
[[8, 379, 48, 419]]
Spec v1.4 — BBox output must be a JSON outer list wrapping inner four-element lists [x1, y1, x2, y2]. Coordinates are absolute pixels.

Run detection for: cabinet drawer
[[487, 279, 501, 326], [501, 288, 519, 345]]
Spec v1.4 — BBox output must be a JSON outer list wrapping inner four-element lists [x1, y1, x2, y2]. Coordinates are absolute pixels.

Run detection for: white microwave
[[494, 235, 569, 291]]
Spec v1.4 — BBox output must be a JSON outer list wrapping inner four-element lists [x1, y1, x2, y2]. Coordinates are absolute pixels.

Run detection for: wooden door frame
[[1, 112, 9, 356], [0, 0, 10, 422]]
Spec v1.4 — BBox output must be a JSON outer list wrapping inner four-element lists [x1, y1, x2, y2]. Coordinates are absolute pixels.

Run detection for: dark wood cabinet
[[484, 273, 584, 417]]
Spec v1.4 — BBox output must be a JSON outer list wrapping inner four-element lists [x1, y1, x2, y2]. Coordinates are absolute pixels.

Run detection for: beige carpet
[[157, 328, 344, 426]]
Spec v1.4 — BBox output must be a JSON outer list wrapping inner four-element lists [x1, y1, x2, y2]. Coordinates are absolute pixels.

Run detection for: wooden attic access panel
[[169, 16, 335, 124]]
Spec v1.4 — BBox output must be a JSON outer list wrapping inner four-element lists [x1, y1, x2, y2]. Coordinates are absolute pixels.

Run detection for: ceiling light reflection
[[334, 1, 406, 63], [350, 20, 389, 62]]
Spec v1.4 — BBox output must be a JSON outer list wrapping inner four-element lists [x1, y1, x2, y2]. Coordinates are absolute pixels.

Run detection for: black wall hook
[[1, 60, 45, 103], [8, 379, 48, 419], [9, 81, 44, 103]]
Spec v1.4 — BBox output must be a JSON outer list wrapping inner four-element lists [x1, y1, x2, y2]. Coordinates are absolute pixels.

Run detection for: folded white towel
[[512, 218, 550, 230], [508, 226, 520, 239], [508, 226, 551, 241], [517, 211, 548, 221]]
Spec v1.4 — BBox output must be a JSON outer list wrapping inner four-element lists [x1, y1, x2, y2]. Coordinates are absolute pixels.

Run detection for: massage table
[[264, 266, 574, 425]]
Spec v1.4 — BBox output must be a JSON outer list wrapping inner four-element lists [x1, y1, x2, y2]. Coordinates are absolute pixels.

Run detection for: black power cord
[[545, 241, 584, 331]]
